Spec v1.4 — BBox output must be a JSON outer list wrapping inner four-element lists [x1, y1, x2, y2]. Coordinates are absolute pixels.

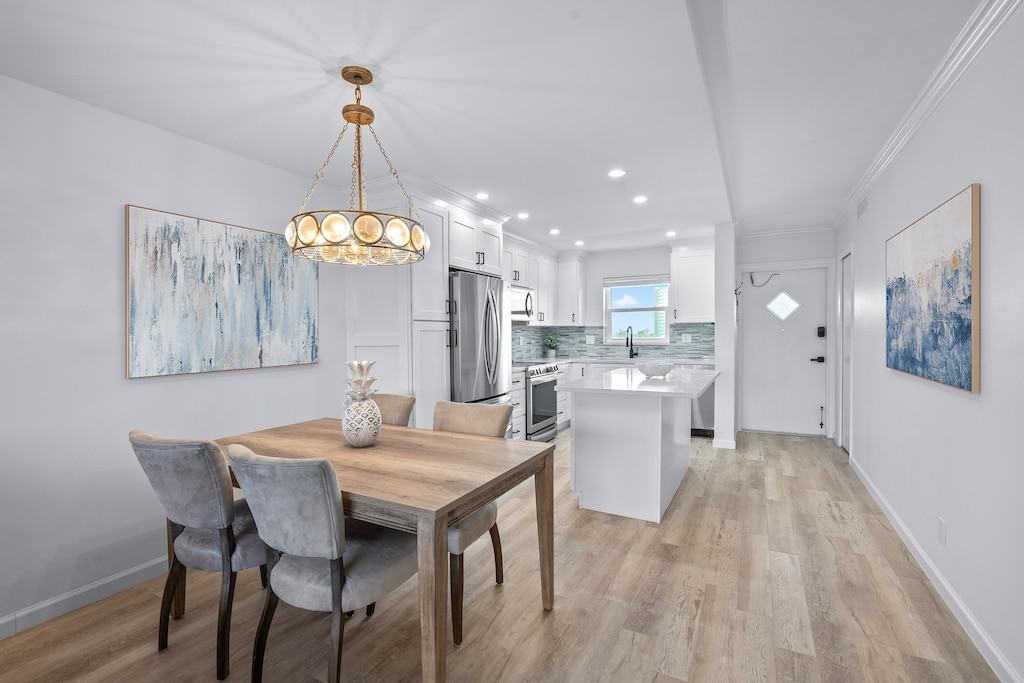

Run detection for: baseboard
[[0, 556, 167, 640], [712, 437, 736, 449], [850, 459, 1021, 683]]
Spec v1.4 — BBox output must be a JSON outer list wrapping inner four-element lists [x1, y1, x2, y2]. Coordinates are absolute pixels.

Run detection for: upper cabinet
[[503, 234, 558, 326], [502, 245, 529, 284], [670, 246, 715, 323], [528, 253, 555, 325], [450, 215, 502, 277], [556, 254, 587, 326]]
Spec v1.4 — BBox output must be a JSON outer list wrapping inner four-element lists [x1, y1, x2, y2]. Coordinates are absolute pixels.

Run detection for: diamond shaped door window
[[766, 291, 800, 321]]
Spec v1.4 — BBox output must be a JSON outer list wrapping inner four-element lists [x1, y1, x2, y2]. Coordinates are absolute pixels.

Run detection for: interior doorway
[[738, 266, 829, 435]]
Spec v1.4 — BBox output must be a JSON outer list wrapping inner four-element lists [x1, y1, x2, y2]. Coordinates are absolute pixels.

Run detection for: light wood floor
[[0, 431, 996, 682]]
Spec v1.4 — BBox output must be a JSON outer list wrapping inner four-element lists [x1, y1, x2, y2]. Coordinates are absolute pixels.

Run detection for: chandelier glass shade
[[285, 66, 427, 266]]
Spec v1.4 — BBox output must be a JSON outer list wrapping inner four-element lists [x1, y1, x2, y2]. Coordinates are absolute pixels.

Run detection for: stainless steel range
[[524, 362, 564, 442]]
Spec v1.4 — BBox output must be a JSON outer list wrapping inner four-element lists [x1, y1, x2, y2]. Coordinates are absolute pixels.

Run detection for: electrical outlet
[[518, 337, 524, 346], [681, 334, 692, 343], [938, 517, 946, 546], [586, 335, 596, 345]]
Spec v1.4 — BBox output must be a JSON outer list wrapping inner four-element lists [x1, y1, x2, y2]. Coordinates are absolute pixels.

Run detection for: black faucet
[[626, 326, 638, 358]]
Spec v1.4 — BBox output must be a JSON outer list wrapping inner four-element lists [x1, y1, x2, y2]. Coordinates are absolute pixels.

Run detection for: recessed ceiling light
[[476, 192, 489, 200], [575, 240, 584, 246], [434, 200, 447, 207], [517, 212, 529, 220], [633, 196, 648, 204], [608, 169, 626, 178], [549, 228, 560, 235], [666, 230, 677, 237]]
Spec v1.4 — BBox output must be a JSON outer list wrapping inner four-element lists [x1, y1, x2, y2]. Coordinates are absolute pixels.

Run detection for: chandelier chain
[[368, 124, 421, 222], [298, 122, 350, 213]]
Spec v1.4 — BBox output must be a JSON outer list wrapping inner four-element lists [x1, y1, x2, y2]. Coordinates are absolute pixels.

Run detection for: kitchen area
[[339, 179, 719, 524]]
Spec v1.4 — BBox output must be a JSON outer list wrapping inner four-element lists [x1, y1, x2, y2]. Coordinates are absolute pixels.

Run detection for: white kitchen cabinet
[[450, 215, 502, 276], [528, 253, 555, 325], [410, 205, 448, 321], [556, 255, 587, 325], [670, 247, 715, 322], [556, 368, 571, 428], [410, 321, 450, 429], [502, 246, 529, 284], [511, 368, 526, 439]]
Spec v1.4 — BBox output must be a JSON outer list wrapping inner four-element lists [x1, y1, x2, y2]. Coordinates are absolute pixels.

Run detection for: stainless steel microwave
[[507, 285, 535, 321]]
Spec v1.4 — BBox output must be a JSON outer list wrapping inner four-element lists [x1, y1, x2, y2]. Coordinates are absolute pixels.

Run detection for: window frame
[[602, 274, 671, 345]]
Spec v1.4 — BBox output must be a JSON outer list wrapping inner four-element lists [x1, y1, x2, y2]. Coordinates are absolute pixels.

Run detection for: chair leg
[[259, 564, 268, 588], [251, 587, 279, 683], [365, 602, 376, 617], [158, 555, 186, 651], [488, 524, 504, 584], [329, 559, 347, 683], [450, 553, 464, 646], [216, 569, 237, 680]]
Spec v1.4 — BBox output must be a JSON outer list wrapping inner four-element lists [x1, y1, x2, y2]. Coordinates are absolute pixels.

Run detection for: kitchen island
[[557, 366, 718, 522]]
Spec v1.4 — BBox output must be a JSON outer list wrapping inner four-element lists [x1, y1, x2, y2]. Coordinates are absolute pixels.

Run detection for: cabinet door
[[556, 259, 586, 325], [671, 251, 715, 322], [529, 255, 554, 325], [502, 248, 514, 282], [510, 250, 528, 284], [411, 321, 450, 429], [411, 206, 448, 321], [346, 266, 411, 395], [477, 223, 502, 277], [448, 218, 478, 272]]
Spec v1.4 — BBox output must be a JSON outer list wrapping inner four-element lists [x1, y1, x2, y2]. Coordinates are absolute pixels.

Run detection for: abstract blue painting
[[126, 206, 319, 378], [886, 184, 979, 392]]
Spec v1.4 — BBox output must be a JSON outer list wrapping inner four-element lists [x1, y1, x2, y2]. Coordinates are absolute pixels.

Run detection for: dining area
[[126, 397, 556, 683]]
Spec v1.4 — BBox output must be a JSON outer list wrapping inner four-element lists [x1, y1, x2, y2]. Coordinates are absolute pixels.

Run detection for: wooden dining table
[[211, 417, 556, 682]]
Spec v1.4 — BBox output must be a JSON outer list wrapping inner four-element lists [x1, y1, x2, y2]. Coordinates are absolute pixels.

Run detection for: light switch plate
[[586, 335, 596, 345], [681, 334, 692, 343]]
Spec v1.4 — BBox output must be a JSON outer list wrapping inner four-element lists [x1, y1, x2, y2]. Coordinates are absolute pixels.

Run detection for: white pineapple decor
[[342, 360, 382, 447]]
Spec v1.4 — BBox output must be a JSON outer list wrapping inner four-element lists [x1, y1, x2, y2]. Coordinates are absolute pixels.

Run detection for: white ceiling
[[0, 0, 980, 251]]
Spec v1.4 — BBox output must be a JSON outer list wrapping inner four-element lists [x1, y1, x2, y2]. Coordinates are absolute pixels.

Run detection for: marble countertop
[[556, 367, 718, 398]]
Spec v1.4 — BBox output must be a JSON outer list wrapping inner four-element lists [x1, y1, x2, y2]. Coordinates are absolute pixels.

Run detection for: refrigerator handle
[[484, 288, 498, 384]]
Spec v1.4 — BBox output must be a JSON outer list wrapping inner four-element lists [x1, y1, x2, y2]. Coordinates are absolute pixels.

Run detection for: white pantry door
[[740, 267, 827, 435]]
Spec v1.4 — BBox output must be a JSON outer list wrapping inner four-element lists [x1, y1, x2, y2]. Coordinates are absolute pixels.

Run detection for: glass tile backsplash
[[512, 323, 714, 362]]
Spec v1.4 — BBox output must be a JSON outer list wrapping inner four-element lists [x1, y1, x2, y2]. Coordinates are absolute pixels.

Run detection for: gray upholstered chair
[[371, 392, 416, 426], [128, 430, 269, 680], [432, 400, 514, 645], [227, 444, 418, 683]]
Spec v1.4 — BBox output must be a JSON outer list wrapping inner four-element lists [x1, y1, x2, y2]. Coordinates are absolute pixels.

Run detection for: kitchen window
[[603, 275, 670, 344]]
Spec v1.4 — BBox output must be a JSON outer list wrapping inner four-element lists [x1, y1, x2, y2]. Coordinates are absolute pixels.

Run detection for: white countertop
[[515, 357, 715, 367], [557, 367, 718, 398]]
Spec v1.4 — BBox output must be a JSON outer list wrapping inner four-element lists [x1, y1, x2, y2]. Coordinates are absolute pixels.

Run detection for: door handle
[[810, 356, 825, 363]]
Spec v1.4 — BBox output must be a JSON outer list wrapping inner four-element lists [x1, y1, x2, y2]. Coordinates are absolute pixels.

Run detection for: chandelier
[[285, 66, 427, 265]]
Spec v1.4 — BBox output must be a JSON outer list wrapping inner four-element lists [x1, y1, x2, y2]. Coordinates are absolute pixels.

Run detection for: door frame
[[736, 257, 837, 439], [838, 250, 853, 454]]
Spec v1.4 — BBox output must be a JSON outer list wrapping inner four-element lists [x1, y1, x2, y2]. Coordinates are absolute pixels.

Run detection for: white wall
[[737, 226, 835, 264], [583, 246, 671, 324], [834, 11, 1024, 679], [0, 75, 349, 636]]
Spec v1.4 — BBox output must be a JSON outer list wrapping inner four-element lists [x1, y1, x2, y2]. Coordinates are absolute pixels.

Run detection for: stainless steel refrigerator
[[449, 270, 511, 409]]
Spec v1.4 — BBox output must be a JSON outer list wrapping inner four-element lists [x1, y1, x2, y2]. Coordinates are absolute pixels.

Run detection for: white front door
[[739, 267, 828, 435]]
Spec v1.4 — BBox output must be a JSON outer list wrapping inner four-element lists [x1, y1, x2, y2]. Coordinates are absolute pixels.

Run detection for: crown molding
[[738, 224, 834, 241], [365, 173, 511, 225], [836, 0, 1022, 223]]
